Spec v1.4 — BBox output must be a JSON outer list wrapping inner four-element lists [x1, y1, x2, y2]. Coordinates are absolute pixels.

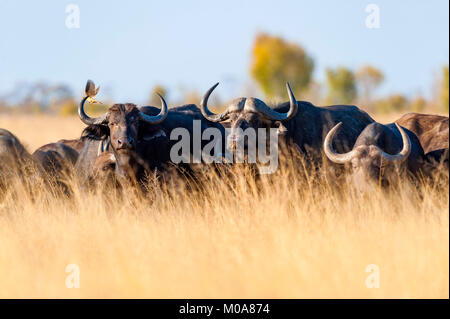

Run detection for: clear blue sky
[[0, 0, 448, 104]]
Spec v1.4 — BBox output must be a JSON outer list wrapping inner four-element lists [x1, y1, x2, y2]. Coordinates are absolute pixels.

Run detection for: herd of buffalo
[[0, 79, 448, 195]]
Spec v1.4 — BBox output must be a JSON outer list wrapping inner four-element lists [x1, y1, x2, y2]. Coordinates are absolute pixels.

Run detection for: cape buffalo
[[32, 142, 79, 179], [0, 128, 34, 177], [199, 82, 374, 168], [56, 138, 86, 153], [91, 151, 116, 178], [396, 112, 449, 167], [0, 128, 79, 195], [75, 80, 170, 184], [323, 122, 425, 192], [75, 80, 224, 186], [0, 128, 45, 194]]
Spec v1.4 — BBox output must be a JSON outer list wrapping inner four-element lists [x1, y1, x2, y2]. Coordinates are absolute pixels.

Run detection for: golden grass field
[[0, 113, 448, 299]]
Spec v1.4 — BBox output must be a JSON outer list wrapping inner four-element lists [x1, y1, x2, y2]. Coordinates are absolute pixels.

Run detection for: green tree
[[440, 65, 449, 112], [410, 95, 427, 113], [374, 94, 409, 114], [356, 64, 384, 111], [326, 67, 357, 104], [250, 33, 314, 99]]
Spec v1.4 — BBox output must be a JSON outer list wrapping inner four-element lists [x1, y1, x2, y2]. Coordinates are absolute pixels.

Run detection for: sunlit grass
[[0, 115, 448, 298]]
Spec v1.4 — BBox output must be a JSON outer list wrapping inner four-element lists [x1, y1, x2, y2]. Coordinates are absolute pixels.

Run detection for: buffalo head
[[324, 122, 411, 192], [200, 82, 297, 153], [78, 80, 168, 180]]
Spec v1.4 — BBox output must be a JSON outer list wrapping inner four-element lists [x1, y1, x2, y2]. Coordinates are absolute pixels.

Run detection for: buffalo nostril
[[117, 138, 132, 149]]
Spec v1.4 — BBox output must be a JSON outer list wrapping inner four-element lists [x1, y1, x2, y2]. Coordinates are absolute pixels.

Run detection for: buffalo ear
[[275, 121, 288, 136]]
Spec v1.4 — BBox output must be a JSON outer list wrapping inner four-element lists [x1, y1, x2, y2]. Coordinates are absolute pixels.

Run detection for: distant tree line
[[249, 32, 449, 114], [0, 33, 448, 115], [0, 81, 108, 116]]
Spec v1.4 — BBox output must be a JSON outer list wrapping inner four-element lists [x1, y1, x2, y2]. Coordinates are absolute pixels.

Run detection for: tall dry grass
[[0, 115, 448, 298]]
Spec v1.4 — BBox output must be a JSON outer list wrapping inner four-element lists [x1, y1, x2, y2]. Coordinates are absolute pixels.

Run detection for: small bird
[[85, 79, 102, 104]]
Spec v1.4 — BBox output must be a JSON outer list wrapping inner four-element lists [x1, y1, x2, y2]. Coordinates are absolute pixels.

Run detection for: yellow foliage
[[374, 94, 409, 114], [250, 33, 314, 99], [356, 64, 384, 111], [441, 66, 449, 112], [149, 84, 168, 106], [410, 96, 427, 113], [326, 67, 357, 104], [58, 100, 78, 116]]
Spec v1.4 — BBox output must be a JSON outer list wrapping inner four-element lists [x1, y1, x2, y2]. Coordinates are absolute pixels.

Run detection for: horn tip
[[330, 122, 343, 135], [286, 82, 297, 102], [394, 122, 407, 135], [156, 92, 167, 106]]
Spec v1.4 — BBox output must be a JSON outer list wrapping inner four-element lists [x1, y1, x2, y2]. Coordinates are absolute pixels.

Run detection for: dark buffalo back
[[140, 104, 225, 160], [274, 101, 374, 158], [396, 112, 449, 154]]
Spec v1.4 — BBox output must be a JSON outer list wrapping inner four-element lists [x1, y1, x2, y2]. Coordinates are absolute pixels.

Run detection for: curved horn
[[323, 122, 357, 164], [200, 82, 229, 122], [255, 82, 298, 121], [378, 123, 411, 164], [138, 93, 168, 124], [78, 80, 109, 125]]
